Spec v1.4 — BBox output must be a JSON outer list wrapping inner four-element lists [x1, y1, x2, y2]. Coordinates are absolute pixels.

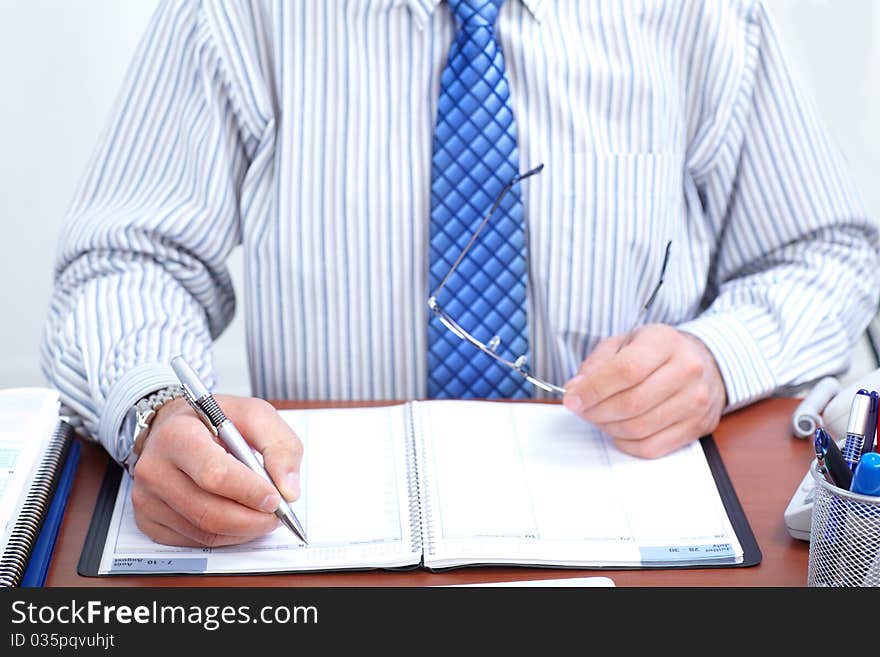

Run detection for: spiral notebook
[[0, 388, 76, 587], [80, 401, 760, 576]]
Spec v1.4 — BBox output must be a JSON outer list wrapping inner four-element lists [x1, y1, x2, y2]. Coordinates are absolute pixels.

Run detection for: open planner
[[0, 388, 77, 586], [79, 401, 760, 575]]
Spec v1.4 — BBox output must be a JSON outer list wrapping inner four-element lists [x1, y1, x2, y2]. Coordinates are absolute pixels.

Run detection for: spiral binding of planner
[[403, 405, 425, 556], [0, 422, 73, 587]]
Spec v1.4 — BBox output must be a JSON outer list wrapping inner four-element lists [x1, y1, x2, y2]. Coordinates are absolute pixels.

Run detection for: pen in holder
[[807, 461, 880, 587]]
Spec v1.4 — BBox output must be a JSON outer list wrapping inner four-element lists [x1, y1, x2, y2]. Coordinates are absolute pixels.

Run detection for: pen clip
[[814, 428, 837, 486], [816, 460, 835, 485], [814, 427, 829, 458], [863, 390, 879, 456]]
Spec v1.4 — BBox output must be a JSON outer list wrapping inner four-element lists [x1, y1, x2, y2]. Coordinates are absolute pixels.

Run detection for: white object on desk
[[0, 387, 68, 586], [0, 388, 61, 541], [785, 368, 880, 540], [822, 368, 880, 440], [791, 376, 841, 439], [447, 577, 615, 587], [784, 467, 816, 541]]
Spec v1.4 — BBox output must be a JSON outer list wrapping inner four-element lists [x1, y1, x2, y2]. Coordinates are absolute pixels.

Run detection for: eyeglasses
[[427, 163, 672, 396]]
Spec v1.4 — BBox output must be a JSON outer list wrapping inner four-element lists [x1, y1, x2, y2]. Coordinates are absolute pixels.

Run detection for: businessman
[[43, 1, 879, 547]]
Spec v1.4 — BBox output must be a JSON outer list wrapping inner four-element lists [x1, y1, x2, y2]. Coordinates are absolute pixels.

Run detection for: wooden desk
[[45, 397, 812, 587]]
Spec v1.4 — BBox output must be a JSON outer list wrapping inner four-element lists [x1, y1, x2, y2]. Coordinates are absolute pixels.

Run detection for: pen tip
[[278, 510, 307, 544]]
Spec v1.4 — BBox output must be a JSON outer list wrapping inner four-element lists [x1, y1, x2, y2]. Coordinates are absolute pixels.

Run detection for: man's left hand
[[562, 324, 727, 458]]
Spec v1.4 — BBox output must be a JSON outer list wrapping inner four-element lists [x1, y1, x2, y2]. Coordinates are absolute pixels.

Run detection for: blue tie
[[428, 0, 530, 399]]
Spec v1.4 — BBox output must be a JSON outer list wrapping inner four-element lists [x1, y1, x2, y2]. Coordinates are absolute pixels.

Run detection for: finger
[[597, 389, 694, 441], [581, 360, 683, 424], [562, 338, 624, 411], [611, 419, 700, 460], [134, 516, 206, 548], [574, 336, 624, 378], [565, 328, 673, 412], [165, 422, 282, 513], [223, 398, 304, 502], [135, 494, 270, 547], [154, 466, 281, 538]]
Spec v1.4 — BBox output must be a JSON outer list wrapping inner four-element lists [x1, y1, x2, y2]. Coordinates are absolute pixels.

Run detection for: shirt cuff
[[98, 363, 180, 464], [676, 309, 778, 413]]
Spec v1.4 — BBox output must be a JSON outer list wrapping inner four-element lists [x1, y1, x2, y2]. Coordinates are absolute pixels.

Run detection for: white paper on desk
[[446, 576, 615, 587], [414, 401, 743, 568], [96, 400, 743, 575], [98, 405, 422, 574]]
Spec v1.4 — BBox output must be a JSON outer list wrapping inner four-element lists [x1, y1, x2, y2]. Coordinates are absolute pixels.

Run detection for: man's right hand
[[130, 394, 303, 547]]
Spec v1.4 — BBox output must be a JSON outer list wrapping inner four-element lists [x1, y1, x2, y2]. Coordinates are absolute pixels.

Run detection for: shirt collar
[[404, 0, 545, 31]]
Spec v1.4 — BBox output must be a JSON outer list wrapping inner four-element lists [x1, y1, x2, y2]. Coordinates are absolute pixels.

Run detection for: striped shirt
[[42, 0, 880, 464]]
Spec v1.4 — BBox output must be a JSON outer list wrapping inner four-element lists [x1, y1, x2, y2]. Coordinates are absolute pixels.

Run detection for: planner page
[[98, 404, 420, 574], [413, 400, 743, 568]]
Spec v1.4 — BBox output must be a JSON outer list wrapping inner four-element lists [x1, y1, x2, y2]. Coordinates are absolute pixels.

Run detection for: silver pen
[[170, 355, 307, 544]]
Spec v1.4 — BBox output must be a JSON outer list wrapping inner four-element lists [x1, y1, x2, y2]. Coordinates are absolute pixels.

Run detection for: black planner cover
[[699, 435, 762, 569]]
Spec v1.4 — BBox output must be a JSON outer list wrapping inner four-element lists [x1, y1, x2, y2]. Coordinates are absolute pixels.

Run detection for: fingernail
[[260, 492, 280, 513], [284, 472, 301, 501], [563, 392, 583, 413]]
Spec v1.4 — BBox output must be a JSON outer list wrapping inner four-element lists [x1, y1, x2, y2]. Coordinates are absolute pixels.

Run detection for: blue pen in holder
[[807, 461, 880, 587]]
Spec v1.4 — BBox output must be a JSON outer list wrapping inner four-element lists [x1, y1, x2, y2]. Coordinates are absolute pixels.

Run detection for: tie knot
[[449, 0, 504, 27]]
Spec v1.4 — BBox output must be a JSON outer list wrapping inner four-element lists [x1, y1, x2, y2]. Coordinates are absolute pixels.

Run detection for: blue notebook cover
[[20, 438, 81, 587]]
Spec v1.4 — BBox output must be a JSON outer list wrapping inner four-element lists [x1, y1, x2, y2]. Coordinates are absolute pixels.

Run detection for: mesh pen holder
[[807, 461, 880, 587]]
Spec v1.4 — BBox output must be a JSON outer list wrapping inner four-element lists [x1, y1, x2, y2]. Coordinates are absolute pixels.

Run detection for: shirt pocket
[[529, 152, 683, 373]]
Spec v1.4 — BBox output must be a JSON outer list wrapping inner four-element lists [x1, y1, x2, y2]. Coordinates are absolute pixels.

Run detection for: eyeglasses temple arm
[[430, 164, 545, 299], [617, 240, 672, 352]]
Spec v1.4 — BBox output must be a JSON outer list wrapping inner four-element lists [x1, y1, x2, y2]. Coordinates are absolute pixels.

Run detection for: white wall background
[[0, 0, 878, 396]]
